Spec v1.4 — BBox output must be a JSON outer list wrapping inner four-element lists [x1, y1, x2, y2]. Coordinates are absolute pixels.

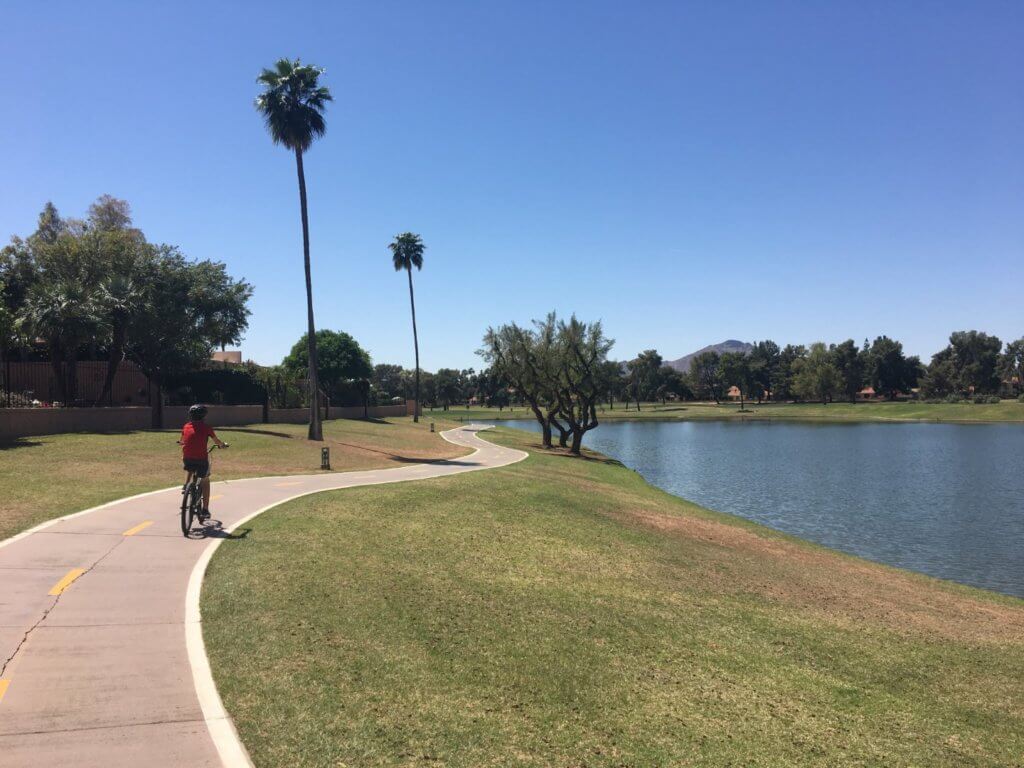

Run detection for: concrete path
[[0, 425, 526, 767]]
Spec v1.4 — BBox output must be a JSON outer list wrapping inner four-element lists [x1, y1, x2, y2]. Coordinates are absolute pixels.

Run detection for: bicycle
[[180, 444, 227, 536]]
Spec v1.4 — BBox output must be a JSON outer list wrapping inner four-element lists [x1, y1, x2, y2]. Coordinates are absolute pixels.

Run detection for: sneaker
[[199, 508, 211, 522]]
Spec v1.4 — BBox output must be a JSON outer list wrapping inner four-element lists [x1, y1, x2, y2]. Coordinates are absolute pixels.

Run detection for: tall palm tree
[[255, 58, 333, 440], [389, 233, 425, 422]]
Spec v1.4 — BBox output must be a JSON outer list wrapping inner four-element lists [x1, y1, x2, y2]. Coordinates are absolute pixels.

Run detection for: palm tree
[[255, 58, 333, 440], [20, 278, 99, 405], [95, 274, 143, 406], [388, 233, 425, 422]]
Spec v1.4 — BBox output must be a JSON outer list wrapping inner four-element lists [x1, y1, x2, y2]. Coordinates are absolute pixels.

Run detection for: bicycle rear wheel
[[181, 484, 196, 536]]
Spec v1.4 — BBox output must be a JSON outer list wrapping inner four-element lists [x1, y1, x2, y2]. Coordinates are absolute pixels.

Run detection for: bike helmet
[[189, 404, 208, 420]]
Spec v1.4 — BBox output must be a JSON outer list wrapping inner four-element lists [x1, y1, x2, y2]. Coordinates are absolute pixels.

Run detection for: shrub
[[1019, 393, 1024, 403], [973, 394, 1001, 405], [944, 393, 967, 404]]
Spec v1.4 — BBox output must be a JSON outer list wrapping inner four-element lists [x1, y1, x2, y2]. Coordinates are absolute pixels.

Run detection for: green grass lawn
[[436, 398, 1024, 424], [0, 416, 466, 541], [203, 426, 1024, 768]]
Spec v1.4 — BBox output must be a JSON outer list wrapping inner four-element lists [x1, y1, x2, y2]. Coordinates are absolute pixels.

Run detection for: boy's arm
[[209, 427, 227, 448]]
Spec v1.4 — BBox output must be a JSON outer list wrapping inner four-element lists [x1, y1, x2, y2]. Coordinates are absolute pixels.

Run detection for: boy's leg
[[201, 476, 211, 511]]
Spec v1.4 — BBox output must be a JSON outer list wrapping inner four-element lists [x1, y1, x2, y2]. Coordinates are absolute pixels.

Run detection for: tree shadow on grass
[[0, 437, 44, 451], [386, 455, 478, 466], [543, 448, 626, 468]]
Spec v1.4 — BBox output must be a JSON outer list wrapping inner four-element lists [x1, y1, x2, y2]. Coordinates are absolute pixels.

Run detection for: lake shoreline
[[474, 417, 1024, 600], [433, 399, 1024, 425]]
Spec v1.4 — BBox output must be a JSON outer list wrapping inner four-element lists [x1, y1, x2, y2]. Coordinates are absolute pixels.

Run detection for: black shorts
[[183, 458, 210, 478]]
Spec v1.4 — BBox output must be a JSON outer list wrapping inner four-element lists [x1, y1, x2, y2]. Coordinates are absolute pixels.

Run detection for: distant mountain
[[667, 340, 753, 373]]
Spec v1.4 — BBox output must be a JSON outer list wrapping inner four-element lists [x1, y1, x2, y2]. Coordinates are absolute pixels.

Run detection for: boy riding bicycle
[[179, 404, 228, 521]]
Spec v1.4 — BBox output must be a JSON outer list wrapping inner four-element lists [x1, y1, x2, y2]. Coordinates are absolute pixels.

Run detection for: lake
[[483, 419, 1024, 598]]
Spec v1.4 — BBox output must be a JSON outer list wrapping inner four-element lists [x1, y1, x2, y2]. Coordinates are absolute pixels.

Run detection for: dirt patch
[[616, 506, 1024, 645]]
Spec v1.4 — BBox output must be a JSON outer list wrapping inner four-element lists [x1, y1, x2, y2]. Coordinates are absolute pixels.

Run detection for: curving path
[[0, 425, 526, 767]]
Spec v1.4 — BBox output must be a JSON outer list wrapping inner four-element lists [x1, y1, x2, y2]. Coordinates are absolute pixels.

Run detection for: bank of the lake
[[438, 398, 1024, 424], [204, 425, 1024, 768], [485, 419, 1024, 598]]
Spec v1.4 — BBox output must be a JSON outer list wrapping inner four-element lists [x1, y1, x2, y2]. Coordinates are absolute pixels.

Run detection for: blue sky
[[2, 1, 1021, 369]]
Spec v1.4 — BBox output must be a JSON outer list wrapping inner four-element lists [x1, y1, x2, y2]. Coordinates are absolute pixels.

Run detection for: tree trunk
[[407, 268, 420, 423], [67, 355, 78, 406], [570, 431, 583, 455], [295, 147, 322, 441], [96, 322, 127, 406], [49, 346, 66, 405], [529, 402, 551, 447], [150, 373, 164, 429]]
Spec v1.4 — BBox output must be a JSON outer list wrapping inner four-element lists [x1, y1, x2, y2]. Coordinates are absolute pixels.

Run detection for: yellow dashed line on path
[[210, 494, 223, 501], [0, 679, 9, 705], [273, 481, 302, 487], [122, 521, 154, 537], [48, 568, 87, 596]]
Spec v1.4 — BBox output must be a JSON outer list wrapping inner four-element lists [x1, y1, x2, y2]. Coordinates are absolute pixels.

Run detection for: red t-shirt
[[181, 420, 216, 460]]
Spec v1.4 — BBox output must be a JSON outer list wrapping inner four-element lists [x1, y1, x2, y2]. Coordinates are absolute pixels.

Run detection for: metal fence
[[1, 360, 150, 408]]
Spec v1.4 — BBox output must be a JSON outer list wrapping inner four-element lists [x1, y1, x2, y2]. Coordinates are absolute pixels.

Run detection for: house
[[211, 350, 242, 365], [856, 387, 878, 401]]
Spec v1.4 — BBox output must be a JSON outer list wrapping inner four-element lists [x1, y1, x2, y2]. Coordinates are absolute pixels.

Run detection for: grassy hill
[[203, 425, 1024, 767]]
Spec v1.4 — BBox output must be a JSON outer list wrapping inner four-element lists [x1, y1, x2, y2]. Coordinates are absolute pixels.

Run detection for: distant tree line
[[0, 198, 252, 425], [611, 332, 1022, 409]]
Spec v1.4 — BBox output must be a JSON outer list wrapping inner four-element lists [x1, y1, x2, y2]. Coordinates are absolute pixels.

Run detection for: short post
[[321, 446, 331, 470], [430, 422, 435, 432]]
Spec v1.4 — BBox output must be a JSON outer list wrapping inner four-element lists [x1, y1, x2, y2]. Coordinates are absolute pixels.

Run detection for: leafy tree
[[946, 330, 1003, 394], [628, 349, 663, 407], [689, 350, 724, 403], [772, 344, 806, 401], [481, 320, 559, 447], [81, 196, 152, 405], [792, 342, 842, 404], [656, 365, 688, 403], [434, 368, 464, 410], [282, 329, 372, 405], [388, 232, 425, 422], [720, 351, 758, 410], [19, 263, 100, 405], [256, 58, 333, 440], [127, 247, 251, 427], [481, 311, 612, 451], [552, 315, 614, 454], [88, 195, 135, 233], [372, 363, 406, 401], [1001, 338, 1024, 396], [749, 340, 780, 402], [598, 360, 626, 409], [920, 351, 958, 399], [830, 339, 867, 403], [867, 336, 920, 400]]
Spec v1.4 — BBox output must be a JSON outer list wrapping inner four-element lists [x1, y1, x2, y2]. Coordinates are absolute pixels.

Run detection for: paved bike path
[[0, 425, 526, 767]]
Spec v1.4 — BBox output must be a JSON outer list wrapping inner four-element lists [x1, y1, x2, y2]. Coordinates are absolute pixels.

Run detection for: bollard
[[430, 422, 435, 433], [321, 446, 331, 470]]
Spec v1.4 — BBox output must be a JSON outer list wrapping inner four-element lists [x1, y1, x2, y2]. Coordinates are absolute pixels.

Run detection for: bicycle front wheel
[[181, 486, 196, 536]]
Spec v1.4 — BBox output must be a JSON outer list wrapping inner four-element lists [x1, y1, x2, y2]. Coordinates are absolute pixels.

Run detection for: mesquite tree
[[480, 311, 614, 454]]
